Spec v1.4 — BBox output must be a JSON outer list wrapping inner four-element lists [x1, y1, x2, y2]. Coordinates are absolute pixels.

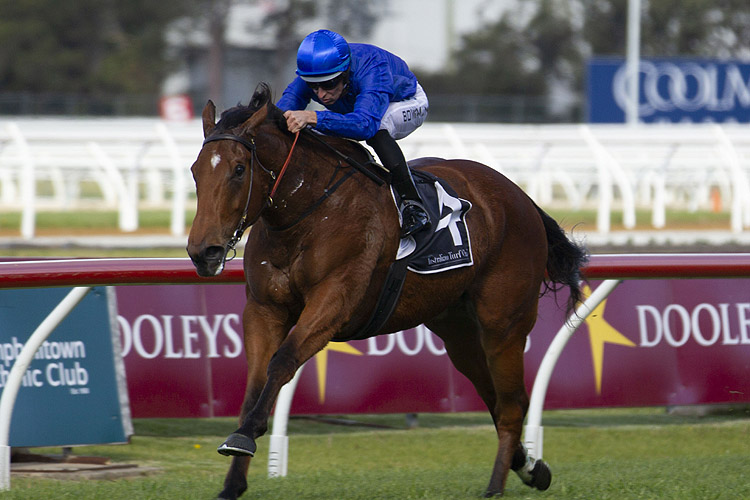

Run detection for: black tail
[[534, 204, 589, 316]]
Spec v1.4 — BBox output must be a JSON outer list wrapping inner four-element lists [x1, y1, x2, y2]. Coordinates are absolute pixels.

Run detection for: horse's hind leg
[[511, 443, 552, 492], [477, 293, 547, 497], [428, 301, 538, 497], [431, 294, 552, 496], [480, 330, 528, 497], [426, 301, 498, 420]]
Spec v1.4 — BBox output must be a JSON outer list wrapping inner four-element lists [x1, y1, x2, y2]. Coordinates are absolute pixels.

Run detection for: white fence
[[2, 119, 750, 239], [0, 118, 200, 239], [400, 123, 750, 234]]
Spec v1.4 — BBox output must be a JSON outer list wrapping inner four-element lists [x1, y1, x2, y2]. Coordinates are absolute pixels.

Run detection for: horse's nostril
[[204, 246, 226, 262], [187, 244, 227, 277]]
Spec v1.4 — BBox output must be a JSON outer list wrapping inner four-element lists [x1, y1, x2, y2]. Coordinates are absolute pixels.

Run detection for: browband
[[203, 133, 256, 151]]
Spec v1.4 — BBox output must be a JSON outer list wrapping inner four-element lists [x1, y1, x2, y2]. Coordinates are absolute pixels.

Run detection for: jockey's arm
[[314, 90, 390, 141]]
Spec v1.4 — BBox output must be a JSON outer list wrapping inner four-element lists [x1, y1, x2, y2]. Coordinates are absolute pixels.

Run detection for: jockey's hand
[[284, 110, 317, 134]]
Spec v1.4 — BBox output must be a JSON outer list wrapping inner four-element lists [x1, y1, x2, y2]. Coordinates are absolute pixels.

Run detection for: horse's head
[[187, 84, 279, 277]]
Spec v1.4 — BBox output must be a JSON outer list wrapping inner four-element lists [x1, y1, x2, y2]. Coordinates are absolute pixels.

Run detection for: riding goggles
[[306, 74, 345, 91]]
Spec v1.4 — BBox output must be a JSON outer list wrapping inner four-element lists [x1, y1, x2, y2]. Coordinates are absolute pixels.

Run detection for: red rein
[[269, 131, 300, 201]]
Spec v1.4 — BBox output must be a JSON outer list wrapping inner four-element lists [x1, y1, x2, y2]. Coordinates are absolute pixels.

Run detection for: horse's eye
[[233, 164, 246, 177]]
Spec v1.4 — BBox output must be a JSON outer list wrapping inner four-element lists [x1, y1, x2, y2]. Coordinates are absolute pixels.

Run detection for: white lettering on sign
[[367, 325, 447, 356], [0, 337, 86, 367], [613, 61, 750, 117], [118, 314, 244, 360], [0, 337, 91, 394], [636, 302, 750, 347], [46, 361, 89, 387]]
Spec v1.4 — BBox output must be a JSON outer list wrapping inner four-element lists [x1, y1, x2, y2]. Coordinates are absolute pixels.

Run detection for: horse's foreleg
[[221, 338, 314, 453], [222, 278, 367, 461], [217, 382, 261, 499], [217, 304, 287, 500]]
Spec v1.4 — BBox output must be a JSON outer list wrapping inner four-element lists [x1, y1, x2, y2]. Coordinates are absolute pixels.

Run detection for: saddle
[[338, 169, 473, 341]]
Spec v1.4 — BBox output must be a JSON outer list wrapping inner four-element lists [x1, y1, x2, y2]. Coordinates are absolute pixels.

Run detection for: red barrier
[[2, 253, 750, 288], [0, 258, 244, 288], [582, 253, 750, 279], [3, 254, 750, 419]]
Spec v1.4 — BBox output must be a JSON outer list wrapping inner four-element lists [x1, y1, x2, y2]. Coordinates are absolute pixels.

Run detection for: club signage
[[0, 287, 132, 447], [115, 278, 750, 417], [587, 57, 750, 123]]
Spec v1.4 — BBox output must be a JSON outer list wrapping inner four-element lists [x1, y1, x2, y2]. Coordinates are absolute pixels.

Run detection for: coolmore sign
[[115, 279, 750, 417], [587, 57, 750, 123], [0, 287, 132, 447]]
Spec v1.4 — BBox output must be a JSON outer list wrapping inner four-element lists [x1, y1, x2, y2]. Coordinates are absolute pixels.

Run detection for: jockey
[[277, 29, 431, 238]]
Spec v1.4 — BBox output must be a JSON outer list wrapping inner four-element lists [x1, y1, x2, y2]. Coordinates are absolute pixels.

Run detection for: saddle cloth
[[393, 170, 474, 273], [337, 169, 473, 342]]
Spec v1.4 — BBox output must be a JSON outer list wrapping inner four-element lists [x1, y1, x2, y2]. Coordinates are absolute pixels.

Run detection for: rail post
[[267, 365, 305, 478], [523, 279, 622, 460]]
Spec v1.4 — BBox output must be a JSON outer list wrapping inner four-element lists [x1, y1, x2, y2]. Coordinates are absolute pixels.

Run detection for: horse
[[187, 83, 588, 499]]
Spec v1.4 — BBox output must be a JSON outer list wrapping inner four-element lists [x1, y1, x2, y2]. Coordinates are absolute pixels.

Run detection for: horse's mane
[[214, 82, 287, 133]]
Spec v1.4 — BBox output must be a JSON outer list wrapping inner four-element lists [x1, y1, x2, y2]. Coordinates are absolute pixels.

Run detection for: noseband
[[201, 131, 300, 258]]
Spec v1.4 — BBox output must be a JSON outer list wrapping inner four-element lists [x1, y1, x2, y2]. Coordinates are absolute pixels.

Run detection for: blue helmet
[[295, 30, 351, 82]]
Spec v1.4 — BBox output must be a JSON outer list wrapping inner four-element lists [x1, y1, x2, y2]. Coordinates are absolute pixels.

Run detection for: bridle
[[201, 130, 300, 259]]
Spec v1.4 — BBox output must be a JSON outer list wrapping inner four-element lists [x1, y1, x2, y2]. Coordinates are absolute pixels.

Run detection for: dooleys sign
[[115, 279, 750, 418]]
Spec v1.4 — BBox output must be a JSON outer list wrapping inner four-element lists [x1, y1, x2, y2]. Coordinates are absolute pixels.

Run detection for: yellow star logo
[[582, 285, 636, 394], [313, 342, 363, 403]]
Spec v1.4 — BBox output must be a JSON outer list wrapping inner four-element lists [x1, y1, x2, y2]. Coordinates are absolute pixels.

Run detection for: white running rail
[[1, 120, 750, 238]]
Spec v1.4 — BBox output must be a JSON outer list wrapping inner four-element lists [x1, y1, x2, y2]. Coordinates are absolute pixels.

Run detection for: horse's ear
[[202, 100, 217, 138], [238, 103, 269, 138], [250, 82, 272, 109]]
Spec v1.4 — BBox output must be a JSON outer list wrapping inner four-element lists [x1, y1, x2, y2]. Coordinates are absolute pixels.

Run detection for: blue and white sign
[[587, 57, 750, 123], [0, 287, 132, 448]]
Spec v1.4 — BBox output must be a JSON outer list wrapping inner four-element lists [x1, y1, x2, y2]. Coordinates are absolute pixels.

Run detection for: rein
[[269, 130, 299, 203]]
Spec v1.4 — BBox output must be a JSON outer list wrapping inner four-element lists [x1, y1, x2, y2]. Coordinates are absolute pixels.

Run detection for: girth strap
[[333, 257, 410, 342]]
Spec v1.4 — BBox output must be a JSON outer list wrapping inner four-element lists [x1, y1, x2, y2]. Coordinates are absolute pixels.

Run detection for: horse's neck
[[258, 135, 342, 230]]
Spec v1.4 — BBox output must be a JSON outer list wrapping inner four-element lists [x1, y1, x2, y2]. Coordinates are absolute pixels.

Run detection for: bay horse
[[187, 83, 587, 499]]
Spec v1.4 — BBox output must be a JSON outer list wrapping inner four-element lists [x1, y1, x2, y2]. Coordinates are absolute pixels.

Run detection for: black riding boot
[[367, 130, 430, 237]]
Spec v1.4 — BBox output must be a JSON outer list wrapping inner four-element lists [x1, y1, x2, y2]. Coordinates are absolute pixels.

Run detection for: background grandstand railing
[[1, 119, 749, 239]]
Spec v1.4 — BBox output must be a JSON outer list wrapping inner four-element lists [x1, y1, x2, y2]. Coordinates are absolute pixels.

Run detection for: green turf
[[0, 207, 730, 235], [5, 408, 749, 499], [0, 207, 733, 259], [0, 209, 196, 232], [544, 208, 730, 232]]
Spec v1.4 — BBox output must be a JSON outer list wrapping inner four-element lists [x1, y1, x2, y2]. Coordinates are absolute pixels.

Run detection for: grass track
[[1, 210, 746, 499], [5, 409, 750, 499], [0, 207, 731, 238]]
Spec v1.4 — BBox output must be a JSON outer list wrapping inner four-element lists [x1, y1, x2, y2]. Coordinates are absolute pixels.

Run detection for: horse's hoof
[[217, 433, 256, 457], [528, 460, 552, 491], [483, 489, 503, 498]]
